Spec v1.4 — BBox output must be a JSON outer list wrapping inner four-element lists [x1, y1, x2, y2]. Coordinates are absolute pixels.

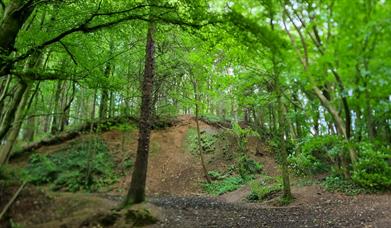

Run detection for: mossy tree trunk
[[269, 10, 292, 200], [51, 81, 63, 134], [0, 0, 35, 77], [0, 82, 27, 140], [277, 93, 292, 199], [0, 82, 32, 165]]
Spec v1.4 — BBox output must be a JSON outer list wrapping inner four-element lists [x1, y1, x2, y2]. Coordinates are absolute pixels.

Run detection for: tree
[[123, 18, 156, 205]]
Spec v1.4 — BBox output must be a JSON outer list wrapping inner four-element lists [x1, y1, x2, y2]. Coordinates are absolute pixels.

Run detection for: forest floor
[[1, 115, 391, 227]]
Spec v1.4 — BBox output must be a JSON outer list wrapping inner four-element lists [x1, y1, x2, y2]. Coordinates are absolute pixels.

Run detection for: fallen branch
[[0, 181, 27, 221], [12, 115, 178, 159], [198, 116, 233, 129], [12, 116, 137, 157]]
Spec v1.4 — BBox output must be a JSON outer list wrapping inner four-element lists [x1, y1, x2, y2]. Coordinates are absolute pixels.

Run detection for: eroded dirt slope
[[103, 115, 213, 196]]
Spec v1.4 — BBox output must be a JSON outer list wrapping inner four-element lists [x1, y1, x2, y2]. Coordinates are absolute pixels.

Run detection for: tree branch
[[0, 0, 5, 10], [59, 41, 78, 65], [11, 69, 82, 82]]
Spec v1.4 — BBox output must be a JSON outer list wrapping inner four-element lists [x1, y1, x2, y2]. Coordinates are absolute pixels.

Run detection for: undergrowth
[[185, 128, 217, 155], [351, 142, 391, 190], [202, 176, 245, 195], [287, 135, 342, 176], [288, 136, 391, 194], [203, 155, 262, 195], [247, 175, 282, 201], [0, 165, 21, 181], [200, 114, 228, 123], [322, 175, 370, 196], [22, 137, 118, 192]]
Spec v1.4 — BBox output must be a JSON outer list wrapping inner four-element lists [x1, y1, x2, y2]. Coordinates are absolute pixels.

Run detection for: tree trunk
[[313, 87, 357, 165], [192, 79, 211, 184], [313, 108, 320, 136], [342, 97, 352, 139], [51, 81, 66, 134], [124, 21, 156, 205], [60, 83, 75, 131], [0, 0, 35, 77], [99, 42, 114, 119], [99, 62, 111, 119], [271, 105, 277, 135], [91, 89, 97, 120], [23, 115, 35, 142], [277, 94, 292, 199], [0, 82, 27, 140], [366, 93, 376, 139], [0, 76, 12, 115], [0, 83, 32, 165], [51, 81, 62, 134], [99, 89, 109, 119], [292, 93, 302, 138], [109, 91, 115, 118], [243, 108, 249, 126]]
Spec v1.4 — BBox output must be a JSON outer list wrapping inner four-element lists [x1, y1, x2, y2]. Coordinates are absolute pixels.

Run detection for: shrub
[[322, 175, 368, 195], [122, 158, 133, 170], [237, 155, 263, 180], [202, 157, 263, 195], [351, 142, 391, 190], [24, 154, 58, 184], [207, 170, 224, 180], [288, 135, 345, 175], [247, 176, 282, 201], [23, 137, 118, 192], [186, 128, 217, 155], [231, 123, 258, 153]]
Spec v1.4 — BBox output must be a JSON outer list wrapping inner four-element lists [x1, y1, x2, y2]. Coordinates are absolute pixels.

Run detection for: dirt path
[[2, 185, 390, 227], [149, 193, 391, 227]]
